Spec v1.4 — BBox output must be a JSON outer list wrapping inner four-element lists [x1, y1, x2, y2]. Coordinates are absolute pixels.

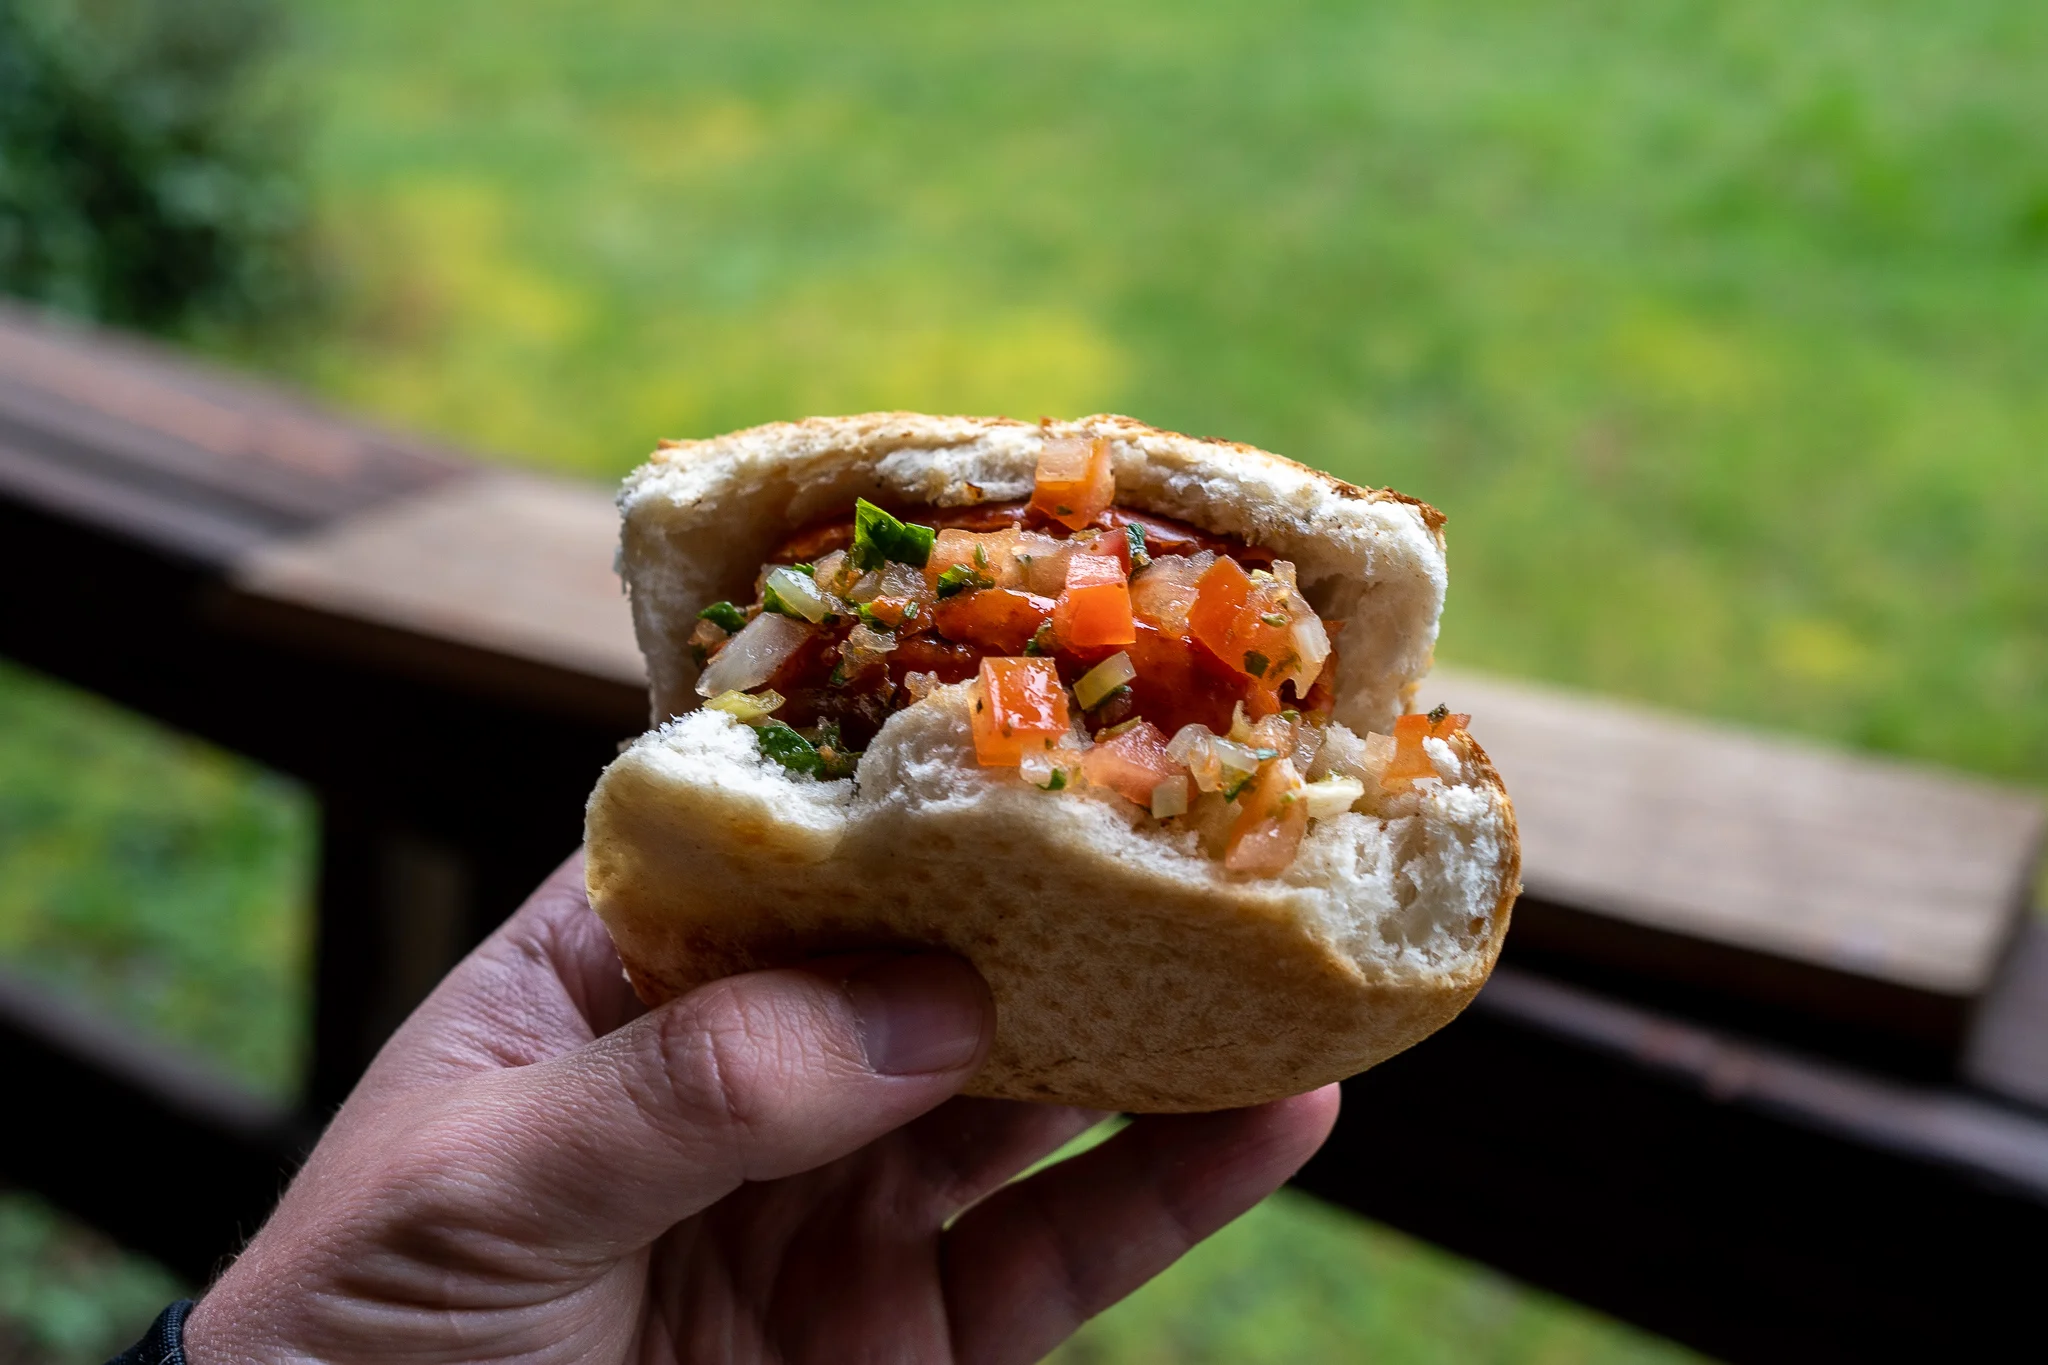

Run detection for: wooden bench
[[1, 301, 2043, 1361]]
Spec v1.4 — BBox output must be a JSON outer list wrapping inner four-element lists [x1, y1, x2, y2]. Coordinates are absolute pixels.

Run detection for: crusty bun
[[585, 414, 1520, 1111]]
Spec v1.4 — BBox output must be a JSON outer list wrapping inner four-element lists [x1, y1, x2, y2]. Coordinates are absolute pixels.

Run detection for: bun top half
[[619, 412, 1449, 732]]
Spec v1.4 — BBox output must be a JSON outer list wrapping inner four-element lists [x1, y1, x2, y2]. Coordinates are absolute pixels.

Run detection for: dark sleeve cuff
[[107, 1300, 193, 1365]]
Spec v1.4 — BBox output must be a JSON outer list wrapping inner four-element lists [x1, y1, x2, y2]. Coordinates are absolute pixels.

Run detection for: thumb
[[437, 952, 992, 1259]]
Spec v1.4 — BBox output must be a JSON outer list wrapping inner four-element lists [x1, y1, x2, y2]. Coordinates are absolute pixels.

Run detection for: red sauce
[[745, 503, 1320, 748]]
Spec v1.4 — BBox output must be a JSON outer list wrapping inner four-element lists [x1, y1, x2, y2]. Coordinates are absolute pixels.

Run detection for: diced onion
[[704, 688, 786, 724], [1150, 775, 1191, 819], [838, 621, 898, 677], [1285, 611, 1331, 692], [1301, 776, 1365, 820], [764, 566, 831, 623], [1211, 737, 1263, 775], [1166, 722, 1261, 791], [1075, 651, 1137, 709], [696, 612, 810, 697]]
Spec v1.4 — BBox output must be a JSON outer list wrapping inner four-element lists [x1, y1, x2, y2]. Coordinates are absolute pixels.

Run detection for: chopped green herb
[[1251, 747, 1281, 761], [697, 601, 748, 633], [974, 543, 990, 569], [1428, 702, 1450, 725], [1125, 524, 1150, 568], [1244, 650, 1270, 677], [1055, 504, 1074, 516], [1260, 612, 1289, 627], [935, 563, 995, 598], [1024, 621, 1055, 656], [792, 562, 815, 576], [852, 498, 936, 570], [827, 661, 849, 688], [753, 722, 825, 776], [1223, 772, 1255, 801], [1038, 769, 1068, 791]]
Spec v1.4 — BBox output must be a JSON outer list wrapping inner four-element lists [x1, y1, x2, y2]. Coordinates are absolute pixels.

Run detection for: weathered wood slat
[[1422, 670, 2044, 1056], [0, 302, 461, 562]]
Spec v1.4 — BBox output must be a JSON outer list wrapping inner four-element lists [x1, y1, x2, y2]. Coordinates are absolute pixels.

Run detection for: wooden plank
[[0, 964, 310, 1283], [1296, 959, 2048, 1365], [218, 472, 647, 728], [0, 301, 462, 563], [1423, 669, 2045, 1042]]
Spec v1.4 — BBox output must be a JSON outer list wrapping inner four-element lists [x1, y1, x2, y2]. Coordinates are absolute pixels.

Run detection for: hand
[[185, 853, 1339, 1364]]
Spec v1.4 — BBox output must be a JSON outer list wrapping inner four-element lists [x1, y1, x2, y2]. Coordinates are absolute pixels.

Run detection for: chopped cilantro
[[1428, 702, 1450, 725], [1223, 771, 1255, 801], [974, 543, 990, 569], [753, 722, 825, 776], [791, 562, 815, 576], [697, 601, 748, 633], [1260, 612, 1289, 627], [1039, 769, 1068, 791], [1251, 747, 1281, 761], [852, 498, 936, 570], [1244, 650, 1270, 677], [935, 563, 995, 598], [1024, 621, 1055, 656], [1125, 524, 1150, 568]]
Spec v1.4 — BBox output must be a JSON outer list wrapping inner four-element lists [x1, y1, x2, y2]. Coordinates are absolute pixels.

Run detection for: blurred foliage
[[0, 661, 313, 1098], [0, 1190, 180, 1365], [0, 0, 307, 331], [1051, 1191, 1702, 1365], [4, 0, 2046, 1358]]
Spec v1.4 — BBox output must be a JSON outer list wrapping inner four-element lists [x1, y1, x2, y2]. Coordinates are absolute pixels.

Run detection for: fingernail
[[845, 954, 989, 1076]]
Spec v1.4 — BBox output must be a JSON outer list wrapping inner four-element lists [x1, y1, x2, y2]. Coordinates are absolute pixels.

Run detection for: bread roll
[[585, 413, 1520, 1112]]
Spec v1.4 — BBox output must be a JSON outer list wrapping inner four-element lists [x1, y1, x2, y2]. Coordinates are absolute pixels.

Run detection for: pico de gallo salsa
[[687, 435, 1470, 874]]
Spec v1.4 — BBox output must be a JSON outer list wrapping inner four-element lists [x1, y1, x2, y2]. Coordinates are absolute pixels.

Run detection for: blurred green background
[[5, 0, 2046, 1357]]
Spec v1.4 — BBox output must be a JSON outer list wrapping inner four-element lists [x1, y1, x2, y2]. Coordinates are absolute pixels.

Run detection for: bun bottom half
[[586, 686, 1519, 1113]]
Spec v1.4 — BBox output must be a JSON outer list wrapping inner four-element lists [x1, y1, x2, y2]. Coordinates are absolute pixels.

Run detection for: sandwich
[[584, 414, 1520, 1112]]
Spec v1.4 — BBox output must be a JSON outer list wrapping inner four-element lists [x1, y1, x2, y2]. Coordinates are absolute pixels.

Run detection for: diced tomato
[[1225, 758, 1308, 874], [1030, 437, 1116, 531], [1188, 557, 1297, 705], [1051, 553, 1136, 648], [933, 588, 1054, 655], [1129, 555, 1207, 639], [1080, 720, 1183, 807], [1381, 711, 1471, 791], [925, 527, 1023, 590], [971, 657, 1070, 765]]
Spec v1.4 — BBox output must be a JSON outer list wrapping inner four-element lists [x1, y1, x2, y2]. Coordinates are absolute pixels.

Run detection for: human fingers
[[941, 1085, 1341, 1365], [408, 951, 994, 1266], [897, 1098, 1106, 1222]]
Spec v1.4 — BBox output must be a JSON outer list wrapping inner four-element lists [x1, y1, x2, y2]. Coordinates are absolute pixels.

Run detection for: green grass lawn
[[6, 0, 2048, 1357]]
